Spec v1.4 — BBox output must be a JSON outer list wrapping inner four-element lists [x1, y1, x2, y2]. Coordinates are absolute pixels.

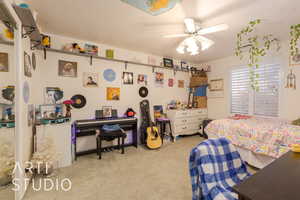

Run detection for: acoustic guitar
[[140, 100, 162, 149], [146, 123, 162, 149]]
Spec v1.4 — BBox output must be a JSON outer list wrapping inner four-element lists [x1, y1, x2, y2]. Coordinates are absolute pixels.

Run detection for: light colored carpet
[[24, 135, 203, 200]]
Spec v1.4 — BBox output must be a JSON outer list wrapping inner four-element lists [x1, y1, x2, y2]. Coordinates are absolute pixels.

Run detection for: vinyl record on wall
[[71, 94, 87, 109], [139, 86, 148, 98]]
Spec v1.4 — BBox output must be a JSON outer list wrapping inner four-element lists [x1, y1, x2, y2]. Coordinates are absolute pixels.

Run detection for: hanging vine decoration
[[290, 24, 300, 57], [235, 19, 280, 91]]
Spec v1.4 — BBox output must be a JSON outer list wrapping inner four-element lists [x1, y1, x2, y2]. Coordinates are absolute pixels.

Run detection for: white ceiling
[[26, 0, 300, 63]]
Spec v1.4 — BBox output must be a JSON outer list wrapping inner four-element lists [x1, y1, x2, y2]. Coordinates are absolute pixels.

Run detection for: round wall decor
[[139, 87, 148, 98], [23, 81, 30, 103], [103, 69, 116, 82], [71, 94, 87, 109]]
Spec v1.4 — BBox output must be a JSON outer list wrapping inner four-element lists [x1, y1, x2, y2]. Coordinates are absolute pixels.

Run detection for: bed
[[205, 116, 300, 169]]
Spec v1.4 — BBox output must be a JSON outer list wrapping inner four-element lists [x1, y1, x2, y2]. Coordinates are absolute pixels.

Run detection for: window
[[231, 64, 280, 117]]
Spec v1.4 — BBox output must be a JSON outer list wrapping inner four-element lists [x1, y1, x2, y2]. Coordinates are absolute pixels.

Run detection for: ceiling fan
[[163, 18, 229, 55]]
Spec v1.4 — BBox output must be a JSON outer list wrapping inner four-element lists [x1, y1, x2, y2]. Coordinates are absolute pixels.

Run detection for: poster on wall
[[83, 72, 99, 87], [154, 72, 164, 87], [58, 60, 77, 78], [28, 104, 34, 126], [137, 74, 148, 85], [290, 53, 300, 66], [123, 72, 134, 85], [0, 52, 8, 72], [107, 87, 120, 101], [24, 52, 32, 77], [168, 78, 174, 87], [103, 69, 116, 82], [44, 87, 64, 104], [178, 80, 184, 88]]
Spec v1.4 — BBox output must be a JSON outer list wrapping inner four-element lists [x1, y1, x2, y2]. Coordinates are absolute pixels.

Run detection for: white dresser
[[166, 109, 207, 138]]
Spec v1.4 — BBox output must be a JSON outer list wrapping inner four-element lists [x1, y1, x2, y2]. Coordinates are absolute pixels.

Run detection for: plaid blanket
[[189, 138, 250, 200]]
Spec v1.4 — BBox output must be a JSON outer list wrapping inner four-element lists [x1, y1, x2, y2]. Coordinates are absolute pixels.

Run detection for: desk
[[73, 117, 138, 160], [233, 151, 300, 200]]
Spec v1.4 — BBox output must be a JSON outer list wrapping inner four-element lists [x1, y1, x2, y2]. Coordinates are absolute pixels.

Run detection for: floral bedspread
[[205, 117, 300, 158]]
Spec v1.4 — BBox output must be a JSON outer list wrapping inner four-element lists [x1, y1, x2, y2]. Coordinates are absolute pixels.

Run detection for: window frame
[[230, 64, 282, 118]]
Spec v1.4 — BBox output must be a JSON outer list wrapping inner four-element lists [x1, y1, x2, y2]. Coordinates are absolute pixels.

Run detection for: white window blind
[[231, 64, 280, 117], [254, 64, 280, 117], [231, 68, 250, 114]]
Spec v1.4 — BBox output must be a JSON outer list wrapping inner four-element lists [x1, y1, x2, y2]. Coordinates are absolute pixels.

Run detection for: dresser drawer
[[190, 109, 207, 116], [173, 123, 200, 133], [173, 117, 203, 126]]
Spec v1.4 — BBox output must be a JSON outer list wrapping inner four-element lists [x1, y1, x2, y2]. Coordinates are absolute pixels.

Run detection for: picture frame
[[24, 51, 32, 77], [122, 72, 134, 85], [163, 58, 174, 68], [137, 74, 148, 85], [44, 87, 64, 104], [178, 80, 185, 88], [107, 87, 120, 101], [168, 78, 174, 87], [83, 72, 99, 87], [0, 52, 9, 72], [102, 106, 112, 118], [28, 104, 35, 126], [84, 44, 98, 56], [58, 60, 78, 78], [289, 53, 300, 66], [209, 79, 224, 91], [39, 104, 63, 119], [155, 72, 164, 87]]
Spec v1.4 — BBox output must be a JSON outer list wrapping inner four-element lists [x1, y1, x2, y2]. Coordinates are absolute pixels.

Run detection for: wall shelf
[[40, 47, 192, 73]]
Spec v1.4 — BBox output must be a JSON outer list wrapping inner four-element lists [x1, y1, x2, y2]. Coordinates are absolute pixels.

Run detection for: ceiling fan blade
[[194, 35, 215, 51], [197, 24, 229, 35], [184, 18, 196, 33], [163, 34, 189, 38]]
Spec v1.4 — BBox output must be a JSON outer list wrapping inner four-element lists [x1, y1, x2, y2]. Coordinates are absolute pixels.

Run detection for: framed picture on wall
[[122, 72, 134, 85], [155, 72, 164, 87], [107, 87, 120, 101], [24, 52, 32, 77], [83, 72, 99, 87], [28, 104, 35, 126], [209, 79, 224, 91], [168, 78, 174, 87], [58, 60, 77, 78], [137, 74, 148, 85], [0, 52, 9, 72], [178, 80, 184, 88], [163, 58, 174, 68], [290, 53, 300, 66]]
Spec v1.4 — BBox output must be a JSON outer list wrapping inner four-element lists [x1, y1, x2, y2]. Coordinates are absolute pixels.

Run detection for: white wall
[[33, 34, 191, 122], [204, 39, 300, 120]]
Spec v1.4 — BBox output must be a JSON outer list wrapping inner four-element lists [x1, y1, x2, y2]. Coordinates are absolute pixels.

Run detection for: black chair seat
[[96, 129, 126, 159]]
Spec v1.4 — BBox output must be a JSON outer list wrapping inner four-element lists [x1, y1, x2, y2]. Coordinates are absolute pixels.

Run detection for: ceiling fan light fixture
[[184, 18, 196, 33], [176, 46, 185, 54]]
